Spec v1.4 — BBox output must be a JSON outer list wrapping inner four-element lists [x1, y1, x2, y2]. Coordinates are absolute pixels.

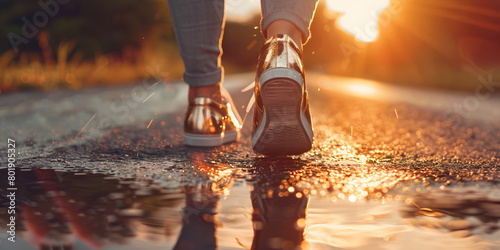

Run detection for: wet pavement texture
[[1, 73, 500, 249]]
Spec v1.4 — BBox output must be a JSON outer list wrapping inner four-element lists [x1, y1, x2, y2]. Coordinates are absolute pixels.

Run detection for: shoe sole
[[184, 130, 239, 147], [252, 68, 313, 156]]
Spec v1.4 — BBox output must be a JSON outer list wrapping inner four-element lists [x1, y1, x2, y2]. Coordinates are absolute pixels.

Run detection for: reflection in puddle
[[249, 158, 310, 249], [1, 157, 499, 249]]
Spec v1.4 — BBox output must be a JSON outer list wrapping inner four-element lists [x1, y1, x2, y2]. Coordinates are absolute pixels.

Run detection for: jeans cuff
[[183, 67, 223, 87]]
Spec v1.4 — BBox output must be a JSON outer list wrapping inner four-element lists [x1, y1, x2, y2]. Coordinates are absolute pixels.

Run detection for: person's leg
[[167, 0, 225, 102], [261, 0, 318, 47], [266, 20, 304, 51], [252, 0, 318, 156], [168, 0, 241, 147]]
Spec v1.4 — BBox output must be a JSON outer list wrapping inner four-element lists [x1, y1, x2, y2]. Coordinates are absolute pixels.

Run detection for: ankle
[[189, 83, 222, 103], [266, 20, 303, 51]]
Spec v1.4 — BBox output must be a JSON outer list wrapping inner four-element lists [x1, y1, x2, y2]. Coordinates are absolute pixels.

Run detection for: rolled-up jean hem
[[183, 67, 223, 87], [261, 10, 311, 43]]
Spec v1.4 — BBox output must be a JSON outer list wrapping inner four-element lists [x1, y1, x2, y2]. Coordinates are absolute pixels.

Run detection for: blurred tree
[[1, 0, 175, 57], [222, 16, 263, 73]]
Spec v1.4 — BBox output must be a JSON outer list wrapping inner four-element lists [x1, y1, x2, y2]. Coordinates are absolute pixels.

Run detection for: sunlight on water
[[326, 0, 390, 42]]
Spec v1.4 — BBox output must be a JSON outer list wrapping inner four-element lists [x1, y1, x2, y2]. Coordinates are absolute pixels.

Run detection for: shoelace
[[241, 81, 256, 126]]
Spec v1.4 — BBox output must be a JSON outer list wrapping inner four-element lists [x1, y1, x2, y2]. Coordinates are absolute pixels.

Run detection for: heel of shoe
[[252, 68, 312, 156], [183, 96, 240, 147]]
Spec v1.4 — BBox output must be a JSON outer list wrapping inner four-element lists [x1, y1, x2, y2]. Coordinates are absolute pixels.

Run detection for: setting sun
[[326, 0, 390, 42]]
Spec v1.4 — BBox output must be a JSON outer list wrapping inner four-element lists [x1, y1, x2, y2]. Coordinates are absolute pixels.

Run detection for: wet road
[[1, 73, 500, 249]]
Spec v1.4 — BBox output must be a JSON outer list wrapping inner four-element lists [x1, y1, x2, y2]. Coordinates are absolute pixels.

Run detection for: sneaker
[[250, 158, 309, 249], [252, 34, 314, 156], [184, 89, 241, 147]]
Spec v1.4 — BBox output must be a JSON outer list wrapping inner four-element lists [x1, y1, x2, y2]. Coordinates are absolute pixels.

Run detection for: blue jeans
[[167, 0, 318, 87]]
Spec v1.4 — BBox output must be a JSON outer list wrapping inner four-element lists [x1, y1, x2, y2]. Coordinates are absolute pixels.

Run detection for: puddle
[[1, 159, 500, 250]]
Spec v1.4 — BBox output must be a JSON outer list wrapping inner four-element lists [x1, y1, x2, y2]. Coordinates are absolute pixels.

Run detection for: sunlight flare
[[326, 0, 390, 42], [348, 83, 376, 96]]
